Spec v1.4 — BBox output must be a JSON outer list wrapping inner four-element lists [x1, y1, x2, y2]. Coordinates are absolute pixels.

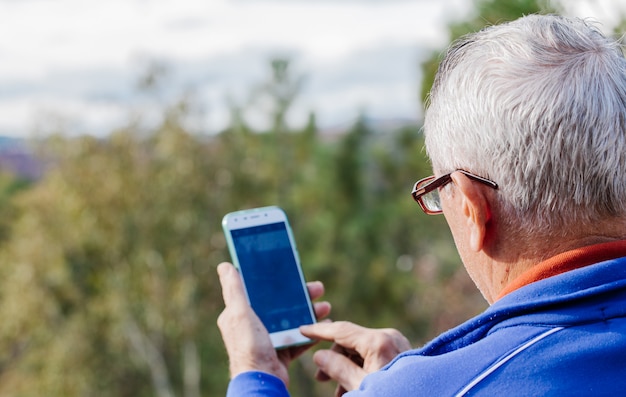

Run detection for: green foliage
[[0, 173, 30, 244], [0, 117, 232, 395]]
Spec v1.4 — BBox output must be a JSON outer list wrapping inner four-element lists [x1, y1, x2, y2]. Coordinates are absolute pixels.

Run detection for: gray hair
[[424, 14, 626, 235]]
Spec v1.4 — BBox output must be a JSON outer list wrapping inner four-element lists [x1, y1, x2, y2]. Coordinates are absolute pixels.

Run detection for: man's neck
[[485, 224, 626, 304], [496, 239, 626, 300]]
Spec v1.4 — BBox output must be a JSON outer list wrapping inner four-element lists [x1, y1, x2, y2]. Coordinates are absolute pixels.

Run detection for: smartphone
[[222, 206, 316, 349]]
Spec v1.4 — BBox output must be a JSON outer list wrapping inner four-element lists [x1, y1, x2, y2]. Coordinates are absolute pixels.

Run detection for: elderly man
[[217, 14, 626, 396]]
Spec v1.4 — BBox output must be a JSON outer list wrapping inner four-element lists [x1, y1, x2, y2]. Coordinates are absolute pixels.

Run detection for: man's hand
[[300, 321, 411, 396], [216, 262, 331, 387]]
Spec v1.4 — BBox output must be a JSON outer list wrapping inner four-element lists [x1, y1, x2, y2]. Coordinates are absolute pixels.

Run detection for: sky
[[0, 0, 624, 138]]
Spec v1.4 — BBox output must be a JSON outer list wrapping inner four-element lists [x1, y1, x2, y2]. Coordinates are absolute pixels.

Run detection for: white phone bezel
[[222, 206, 315, 349]]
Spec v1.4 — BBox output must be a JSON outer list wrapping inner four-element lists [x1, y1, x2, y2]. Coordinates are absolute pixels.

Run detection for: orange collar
[[497, 240, 626, 300]]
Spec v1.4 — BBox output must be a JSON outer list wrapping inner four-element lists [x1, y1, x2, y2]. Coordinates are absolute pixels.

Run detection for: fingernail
[[217, 262, 231, 276], [313, 350, 328, 366]]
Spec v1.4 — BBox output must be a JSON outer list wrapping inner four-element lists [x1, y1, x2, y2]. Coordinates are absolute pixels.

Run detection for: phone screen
[[230, 221, 314, 333]]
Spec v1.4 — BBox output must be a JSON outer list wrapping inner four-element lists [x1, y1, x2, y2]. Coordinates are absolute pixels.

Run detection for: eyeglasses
[[411, 170, 498, 215]]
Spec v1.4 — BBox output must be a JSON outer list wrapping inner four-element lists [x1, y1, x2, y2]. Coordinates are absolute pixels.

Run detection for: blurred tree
[[0, 172, 30, 245], [0, 104, 232, 396]]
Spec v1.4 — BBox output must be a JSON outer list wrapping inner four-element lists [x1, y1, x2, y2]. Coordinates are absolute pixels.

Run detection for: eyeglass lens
[[416, 178, 442, 212], [422, 189, 441, 212]]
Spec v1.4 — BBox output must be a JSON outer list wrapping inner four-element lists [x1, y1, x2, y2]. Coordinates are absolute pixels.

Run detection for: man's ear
[[450, 172, 492, 252]]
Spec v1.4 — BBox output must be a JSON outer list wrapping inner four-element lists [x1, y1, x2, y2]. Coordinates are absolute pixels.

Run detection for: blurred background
[[0, 0, 624, 395]]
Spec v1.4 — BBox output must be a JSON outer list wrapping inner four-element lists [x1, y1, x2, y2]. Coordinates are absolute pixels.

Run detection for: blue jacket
[[227, 256, 626, 396]]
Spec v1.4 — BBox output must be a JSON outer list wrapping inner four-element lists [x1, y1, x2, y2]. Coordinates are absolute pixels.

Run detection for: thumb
[[217, 262, 248, 308], [313, 350, 367, 392]]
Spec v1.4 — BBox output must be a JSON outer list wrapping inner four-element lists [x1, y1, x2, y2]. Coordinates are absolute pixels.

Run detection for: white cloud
[[0, 0, 457, 74], [559, 0, 626, 30], [2, 0, 624, 138], [0, 0, 473, 137]]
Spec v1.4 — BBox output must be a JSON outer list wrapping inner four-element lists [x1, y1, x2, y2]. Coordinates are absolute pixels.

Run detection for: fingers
[[307, 280, 331, 321], [300, 321, 364, 345], [313, 301, 332, 321], [304, 323, 371, 393], [216, 262, 258, 344], [217, 262, 247, 308], [301, 322, 410, 360], [216, 262, 287, 382], [335, 385, 349, 397], [307, 280, 325, 300], [312, 349, 367, 392], [314, 341, 363, 382], [302, 320, 411, 393]]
